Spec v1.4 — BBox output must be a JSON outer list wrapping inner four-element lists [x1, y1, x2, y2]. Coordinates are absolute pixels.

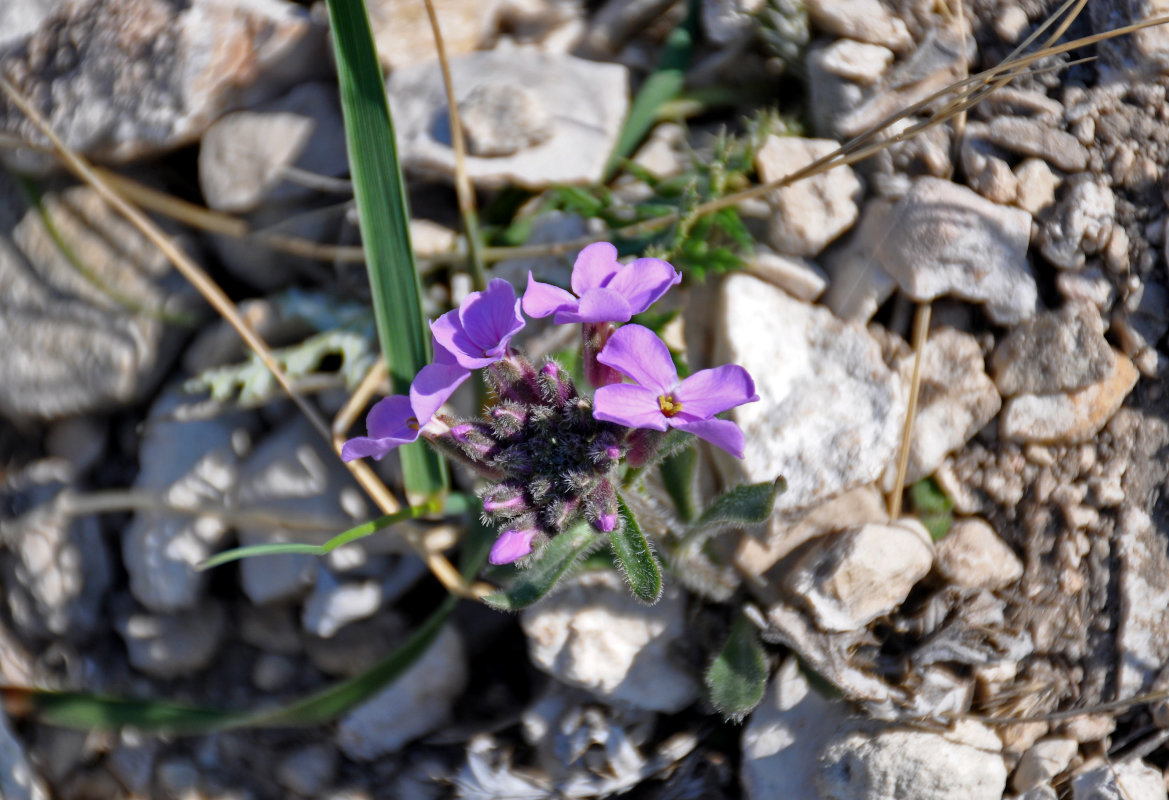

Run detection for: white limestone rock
[[369, 0, 501, 70], [1000, 350, 1139, 444], [884, 327, 1001, 486], [878, 177, 1037, 325], [116, 601, 226, 679], [815, 39, 894, 84], [1071, 759, 1166, 800], [0, 0, 328, 172], [741, 658, 852, 800], [521, 571, 699, 712], [337, 625, 467, 759], [232, 419, 375, 606], [805, 0, 912, 51], [716, 273, 904, 513], [819, 720, 1007, 800], [1012, 738, 1078, 792], [936, 518, 1023, 591], [748, 247, 829, 301], [389, 50, 628, 188], [784, 520, 933, 632], [755, 135, 862, 257], [122, 389, 253, 613], [199, 81, 347, 214]]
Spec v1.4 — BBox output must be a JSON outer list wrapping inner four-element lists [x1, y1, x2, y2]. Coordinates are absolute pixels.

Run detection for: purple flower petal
[[522, 273, 578, 318], [430, 311, 487, 369], [673, 417, 747, 458], [604, 258, 681, 315], [365, 395, 419, 440], [674, 365, 759, 420], [431, 280, 525, 369], [489, 528, 539, 565], [570, 242, 621, 296], [459, 278, 524, 355], [595, 324, 678, 395], [341, 395, 420, 462], [558, 287, 633, 324], [593, 384, 670, 430], [410, 362, 471, 424]]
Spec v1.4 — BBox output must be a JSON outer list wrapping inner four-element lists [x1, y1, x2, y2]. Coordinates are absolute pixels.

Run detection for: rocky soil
[[2, 0, 1169, 798]]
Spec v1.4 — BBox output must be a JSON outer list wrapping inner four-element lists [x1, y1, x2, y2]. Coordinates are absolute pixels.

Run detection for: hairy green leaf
[[705, 612, 769, 721], [484, 520, 600, 611], [610, 495, 664, 603], [691, 477, 785, 533]]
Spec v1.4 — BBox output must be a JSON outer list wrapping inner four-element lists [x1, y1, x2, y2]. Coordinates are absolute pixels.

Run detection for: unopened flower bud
[[586, 479, 618, 533], [538, 360, 575, 407]]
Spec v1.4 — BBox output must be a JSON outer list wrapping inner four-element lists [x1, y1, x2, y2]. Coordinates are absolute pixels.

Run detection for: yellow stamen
[[658, 394, 683, 417], [407, 417, 421, 431]]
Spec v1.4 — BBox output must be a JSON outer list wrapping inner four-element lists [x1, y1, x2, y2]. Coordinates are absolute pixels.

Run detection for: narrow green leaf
[[659, 445, 698, 523], [326, 0, 446, 497], [602, 0, 698, 180], [705, 612, 769, 721], [691, 477, 785, 532], [198, 498, 441, 570], [610, 495, 663, 603], [484, 520, 599, 611]]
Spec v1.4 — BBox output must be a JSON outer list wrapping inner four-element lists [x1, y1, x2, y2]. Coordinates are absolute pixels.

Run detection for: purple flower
[[432, 278, 526, 369], [489, 528, 540, 565], [341, 347, 469, 462], [592, 324, 759, 458], [522, 242, 681, 325]]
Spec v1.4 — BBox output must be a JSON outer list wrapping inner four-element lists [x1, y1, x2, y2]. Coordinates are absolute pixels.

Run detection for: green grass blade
[[197, 498, 442, 570], [326, 0, 446, 498], [3, 505, 494, 734], [484, 520, 600, 611], [610, 494, 663, 603], [602, 0, 698, 181], [705, 612, 769, 721]]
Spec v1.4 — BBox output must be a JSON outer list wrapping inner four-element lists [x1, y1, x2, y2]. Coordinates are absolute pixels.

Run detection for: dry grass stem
[[888, 303, 931, 520], [0, 73, 475, 598]]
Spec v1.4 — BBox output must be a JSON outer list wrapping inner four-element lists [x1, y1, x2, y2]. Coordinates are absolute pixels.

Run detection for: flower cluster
[[343, 243, 758, 566]]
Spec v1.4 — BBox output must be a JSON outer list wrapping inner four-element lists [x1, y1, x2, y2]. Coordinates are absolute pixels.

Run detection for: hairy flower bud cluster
[[427, 355, 624, 562]]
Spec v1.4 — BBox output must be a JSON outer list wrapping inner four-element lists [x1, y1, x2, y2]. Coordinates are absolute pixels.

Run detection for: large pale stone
[[878, 177, 1036, 325], [756, 136, 862, 257], [337, 625, 467, 759], [0, 0, 327, 171], [784, 521, 933, 632], [1000, 350, 1138, 444], [521, 571, 699, 712], [741, 658, 851, 800], [716, 273, 904, 513], [936, 518, 1023, 591], [389, 50, 628, 188], [819, 721, 1007, 800]]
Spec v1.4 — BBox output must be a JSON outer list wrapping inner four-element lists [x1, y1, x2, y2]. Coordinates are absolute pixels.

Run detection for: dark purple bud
[[490, 402, 528, 437], [481, 483, 528, 515], [582, 322, 623, 388], [624, 429, 665, 468], [589, 431, 624, 465], [541, 497, 580, 533], [538, 360, 574, 406], [586, 479, 619, 533], [449, 421, 498, 459], [485, 355, 541, 405]]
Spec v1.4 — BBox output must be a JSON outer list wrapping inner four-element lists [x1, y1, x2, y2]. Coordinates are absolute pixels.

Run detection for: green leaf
[[609, 495, 663, 603], [705, 612, 769, 721], [603, 0, 698, 180], [659, 445, 698, 523], [690, 477, 785, 533], [326, 0, 446, 498], [484, 520, 600, 611], [198, 498, 441, 570], [908, 477, 954, 541]]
